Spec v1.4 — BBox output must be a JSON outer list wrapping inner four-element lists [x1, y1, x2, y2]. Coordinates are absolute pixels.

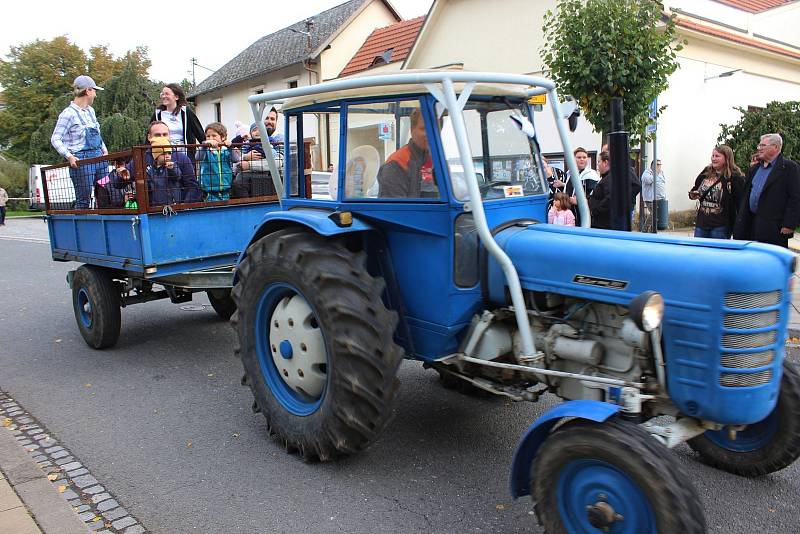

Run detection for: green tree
[[718, 101, 800, 170], [87, 45, 118, 85], [0, 155, 29, 210], [541, 0, 684, 139], [28, 93, 72, 165], [0, 36, 87, 159]]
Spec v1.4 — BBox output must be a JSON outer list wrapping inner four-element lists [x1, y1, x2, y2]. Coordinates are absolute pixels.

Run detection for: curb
[[0, 426, 88, 534]]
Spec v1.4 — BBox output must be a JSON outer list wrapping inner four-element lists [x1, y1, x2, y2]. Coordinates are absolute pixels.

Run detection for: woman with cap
[[150, 83, 205, 158], [50, 75, 108, 209]]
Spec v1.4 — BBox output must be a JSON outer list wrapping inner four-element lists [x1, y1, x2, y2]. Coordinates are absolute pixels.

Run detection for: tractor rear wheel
[[232, 229, 403, 461], [687, 360, 800, 476], [532, 417, 706, 534]]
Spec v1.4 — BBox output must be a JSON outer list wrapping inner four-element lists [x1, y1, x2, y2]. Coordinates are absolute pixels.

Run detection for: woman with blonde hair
[[688, 144, 745, 238]]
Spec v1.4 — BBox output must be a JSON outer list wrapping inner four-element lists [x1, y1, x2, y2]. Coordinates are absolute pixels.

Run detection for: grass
[[6, 209, 43, 218]]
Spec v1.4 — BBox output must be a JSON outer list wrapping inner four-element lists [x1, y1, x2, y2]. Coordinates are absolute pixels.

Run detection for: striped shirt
[[50, 103, 108, 159]]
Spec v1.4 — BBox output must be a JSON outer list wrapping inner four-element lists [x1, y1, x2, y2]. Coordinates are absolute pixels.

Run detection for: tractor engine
[[519, 297, 657, 402]]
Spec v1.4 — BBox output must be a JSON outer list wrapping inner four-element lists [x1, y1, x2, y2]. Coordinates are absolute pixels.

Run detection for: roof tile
[[339, 16, 425, 77], [191, 0, 372, 97], [712, 0, 796, 13], [676, 16, 800, 59]]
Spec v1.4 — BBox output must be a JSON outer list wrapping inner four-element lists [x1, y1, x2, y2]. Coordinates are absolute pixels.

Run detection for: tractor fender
[[509, 400, 621, 498], [234, 209, 375, 283]]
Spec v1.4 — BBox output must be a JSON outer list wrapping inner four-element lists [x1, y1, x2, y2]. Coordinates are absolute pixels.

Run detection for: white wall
[[658, 48, 800, 211], [194, 64, 306, 141], [320, 0, 398, 81]]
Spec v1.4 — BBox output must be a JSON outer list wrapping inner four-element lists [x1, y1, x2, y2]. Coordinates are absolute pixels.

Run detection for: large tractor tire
[[688, 360, 800, 476], [232, 229, 404, 461], [532, 417, 706, 534], [71, 265, 121, 349], [206, 289, 236, 320]]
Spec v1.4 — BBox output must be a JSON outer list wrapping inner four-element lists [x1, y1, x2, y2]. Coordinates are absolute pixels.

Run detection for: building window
[[213, 102, 221, 122], [288, 80, 298, 89]]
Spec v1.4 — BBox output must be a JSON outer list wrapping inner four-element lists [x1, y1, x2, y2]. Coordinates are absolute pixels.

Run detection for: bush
[[719, 101, 800, 170]]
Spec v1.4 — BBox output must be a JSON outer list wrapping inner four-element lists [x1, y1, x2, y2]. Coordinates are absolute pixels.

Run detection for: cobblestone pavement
[[1, 394, 146, 533]]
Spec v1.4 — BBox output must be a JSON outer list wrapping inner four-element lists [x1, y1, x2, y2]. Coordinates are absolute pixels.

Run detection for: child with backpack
[[197, 122, 240, 201]]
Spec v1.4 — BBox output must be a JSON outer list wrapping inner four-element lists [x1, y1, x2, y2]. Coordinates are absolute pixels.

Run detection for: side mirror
[[509, 113, 536, 138], [560, 96, 581, 133]]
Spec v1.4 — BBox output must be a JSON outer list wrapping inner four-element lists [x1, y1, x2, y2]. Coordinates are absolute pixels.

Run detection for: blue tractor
[[233, 71, 800, 532]]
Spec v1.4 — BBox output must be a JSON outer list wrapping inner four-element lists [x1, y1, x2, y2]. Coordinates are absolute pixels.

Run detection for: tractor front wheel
[[687, 360, 800, 476], [532, 417, 706, 534], [232, 229, 404, 461]]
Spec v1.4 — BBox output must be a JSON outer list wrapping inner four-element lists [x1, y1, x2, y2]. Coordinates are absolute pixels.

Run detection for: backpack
[[94, 176, 125, 208], [199, 147, 233, 201]]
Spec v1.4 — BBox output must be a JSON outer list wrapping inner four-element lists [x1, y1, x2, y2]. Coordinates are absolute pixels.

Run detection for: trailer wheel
[[532, 417, 706, 534], [206, 289, 236, 320], [688, 360, 800, 476], [232, 229, 403, 461], [71, 265, 121, 349]]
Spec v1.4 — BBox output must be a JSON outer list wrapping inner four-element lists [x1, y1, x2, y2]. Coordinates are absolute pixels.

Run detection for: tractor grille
[[720, 290, 781, 387], [722, 331, 777, 348], [723, 311, 778, 329], [720, 350, 774, 369], [720, 370, 773, 388], [724, 291, 780, 309]]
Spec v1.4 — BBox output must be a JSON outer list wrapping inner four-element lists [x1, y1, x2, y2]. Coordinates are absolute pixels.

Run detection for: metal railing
[[39, 143, 312, 215]]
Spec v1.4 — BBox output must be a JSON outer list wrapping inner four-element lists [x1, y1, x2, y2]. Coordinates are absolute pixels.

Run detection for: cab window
[[342, 100, 440, 200]]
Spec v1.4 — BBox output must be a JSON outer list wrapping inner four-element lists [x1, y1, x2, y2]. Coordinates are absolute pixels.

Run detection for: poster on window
[[378, 122, 393, 141]]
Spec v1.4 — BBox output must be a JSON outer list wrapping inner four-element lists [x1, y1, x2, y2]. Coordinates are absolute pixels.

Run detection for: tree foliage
[[0, 156, 28, 204], [541, 0, 684, 139], [0, 36, 155, 163], [0, 36, 86, 159], [718, 101, 800, 170]]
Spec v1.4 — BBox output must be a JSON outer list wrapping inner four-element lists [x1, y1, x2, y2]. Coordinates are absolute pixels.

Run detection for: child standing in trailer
[[197, 122, 240, 201], [548, 191, 576, 226]]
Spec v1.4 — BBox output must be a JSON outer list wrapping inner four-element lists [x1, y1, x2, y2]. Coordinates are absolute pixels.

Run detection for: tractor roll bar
[[248, 72, 587, 360]]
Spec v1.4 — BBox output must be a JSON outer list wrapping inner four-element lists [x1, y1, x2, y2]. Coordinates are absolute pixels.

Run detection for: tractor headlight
[[629, 291, 664, 332]]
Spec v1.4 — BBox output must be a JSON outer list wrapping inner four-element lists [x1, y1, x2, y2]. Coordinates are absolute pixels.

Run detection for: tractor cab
[[249, 73, 585, 360]]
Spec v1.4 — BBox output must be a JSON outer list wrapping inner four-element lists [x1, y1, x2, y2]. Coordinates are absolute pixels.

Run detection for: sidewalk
[[0, 425, 88, 534]]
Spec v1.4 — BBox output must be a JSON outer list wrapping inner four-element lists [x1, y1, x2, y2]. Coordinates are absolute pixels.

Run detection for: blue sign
[[648, 98, 658, 120]]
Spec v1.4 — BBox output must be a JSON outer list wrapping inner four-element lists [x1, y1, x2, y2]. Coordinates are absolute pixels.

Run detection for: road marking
[[0, 235, 50, 244]]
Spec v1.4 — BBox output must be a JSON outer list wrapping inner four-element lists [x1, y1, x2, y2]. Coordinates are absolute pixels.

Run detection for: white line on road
[[0, 235, 50, 244]]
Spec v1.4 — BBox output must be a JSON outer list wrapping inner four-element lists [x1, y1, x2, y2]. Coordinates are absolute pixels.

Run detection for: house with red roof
[[404, 0, 800, 211], [339, 16, 425, 77]]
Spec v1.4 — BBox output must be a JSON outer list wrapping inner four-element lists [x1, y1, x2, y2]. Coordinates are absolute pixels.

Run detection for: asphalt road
[[1, 218, 799, 533]]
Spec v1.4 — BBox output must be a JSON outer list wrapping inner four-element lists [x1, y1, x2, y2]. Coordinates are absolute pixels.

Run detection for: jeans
[[69, 148, 105, 209], [694, 226, 729, 239], [0, 205, 5, 225]]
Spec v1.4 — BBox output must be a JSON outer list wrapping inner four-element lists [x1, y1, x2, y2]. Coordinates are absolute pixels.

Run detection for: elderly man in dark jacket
[[733, 133, 800, 247]]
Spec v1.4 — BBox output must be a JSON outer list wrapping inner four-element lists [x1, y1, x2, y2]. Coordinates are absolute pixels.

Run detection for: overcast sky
[[0, 0, 433, 85]]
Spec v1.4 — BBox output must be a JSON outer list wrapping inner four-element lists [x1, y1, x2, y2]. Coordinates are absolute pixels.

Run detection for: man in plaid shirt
[[51, 75, 108, 209]]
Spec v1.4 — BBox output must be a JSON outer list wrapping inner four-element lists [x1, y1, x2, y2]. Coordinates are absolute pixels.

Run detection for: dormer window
[[371, 48, 394, 67]]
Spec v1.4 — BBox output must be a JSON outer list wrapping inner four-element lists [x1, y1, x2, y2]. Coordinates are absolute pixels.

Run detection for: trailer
[[43, 143, 309, 348]]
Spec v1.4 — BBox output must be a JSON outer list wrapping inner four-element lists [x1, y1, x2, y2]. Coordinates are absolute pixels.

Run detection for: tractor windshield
[[441, 99, 547, 202]]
